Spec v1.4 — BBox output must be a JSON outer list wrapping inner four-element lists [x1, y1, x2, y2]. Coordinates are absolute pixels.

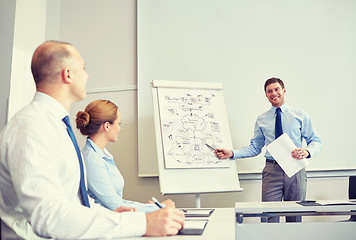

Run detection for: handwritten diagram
[[157, 88, 230, 169]]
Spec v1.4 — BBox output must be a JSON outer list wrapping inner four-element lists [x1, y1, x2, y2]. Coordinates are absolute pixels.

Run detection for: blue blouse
[[82, 138, 159, 213]]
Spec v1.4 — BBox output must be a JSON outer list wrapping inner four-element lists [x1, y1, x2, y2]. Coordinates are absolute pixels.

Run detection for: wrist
[[305, 150, 310, 158]]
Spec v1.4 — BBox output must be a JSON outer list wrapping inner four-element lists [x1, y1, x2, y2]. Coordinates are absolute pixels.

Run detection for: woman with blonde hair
[[76, 100, 174, 213]]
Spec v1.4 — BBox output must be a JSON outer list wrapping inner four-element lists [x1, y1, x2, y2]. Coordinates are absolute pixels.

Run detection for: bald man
[[0, 41, 184, 239]]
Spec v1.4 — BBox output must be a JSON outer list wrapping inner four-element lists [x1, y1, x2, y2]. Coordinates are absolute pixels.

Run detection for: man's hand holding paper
[[291, 148, 310, 159], [266, 133, 309, 178]]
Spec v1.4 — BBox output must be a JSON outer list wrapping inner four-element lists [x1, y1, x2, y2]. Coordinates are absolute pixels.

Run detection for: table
[[118, 208, 236, 240], [235, 200, 356, 240]]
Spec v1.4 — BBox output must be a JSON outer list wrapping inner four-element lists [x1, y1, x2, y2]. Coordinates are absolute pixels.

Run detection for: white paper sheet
[[266, 133, 309, 178], [317, 200, 356, 206], [183, 209, 214, 217], [183, 220, 208, 229]]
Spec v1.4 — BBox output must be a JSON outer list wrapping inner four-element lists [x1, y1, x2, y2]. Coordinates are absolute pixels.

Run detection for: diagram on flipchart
[[157, 87, 231, 169]]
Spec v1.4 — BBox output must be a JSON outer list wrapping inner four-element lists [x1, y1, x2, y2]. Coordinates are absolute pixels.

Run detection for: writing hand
[[148, 198, 175, 208], [161, 199, 175, 208], [145, 207, 185, 236]]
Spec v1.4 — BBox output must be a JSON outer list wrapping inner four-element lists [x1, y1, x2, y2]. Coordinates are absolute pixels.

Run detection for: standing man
[[216, 77, 321, 222], [0, 41, 184, 239]]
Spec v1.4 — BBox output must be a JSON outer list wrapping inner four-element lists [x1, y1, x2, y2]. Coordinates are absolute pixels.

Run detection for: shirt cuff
[[305, 149, 312, 158], [109, 211, 146, 238], [231, 150, 237, 159]]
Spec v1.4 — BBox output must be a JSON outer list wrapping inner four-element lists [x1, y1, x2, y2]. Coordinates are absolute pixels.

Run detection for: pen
[[205, 143, 222, 152], [151, 197, 164, 208]]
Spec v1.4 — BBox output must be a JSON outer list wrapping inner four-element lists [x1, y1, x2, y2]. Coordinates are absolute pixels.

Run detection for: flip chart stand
[[151, 80, 243, 204]]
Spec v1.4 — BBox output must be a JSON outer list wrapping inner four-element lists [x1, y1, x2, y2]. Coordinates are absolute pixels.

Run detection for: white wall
[[1, 0, 352, 221], [60, 1, 351, 216], [0, 0, 61, 130], [7, 0, 47, 120], [0, 0, 15, 129], [137, 0, 356, 176]]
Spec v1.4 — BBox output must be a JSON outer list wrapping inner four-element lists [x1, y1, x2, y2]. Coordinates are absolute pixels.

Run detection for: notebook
[[182, 208, 215, 217], [178, 219, 209, 235]]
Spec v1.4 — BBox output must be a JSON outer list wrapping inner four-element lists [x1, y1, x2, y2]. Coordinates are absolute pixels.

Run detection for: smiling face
[[265, 82, 286, 107]]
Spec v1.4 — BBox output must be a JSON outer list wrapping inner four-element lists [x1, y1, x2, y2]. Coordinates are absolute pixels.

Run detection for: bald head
[[31, 41, 74, 88]]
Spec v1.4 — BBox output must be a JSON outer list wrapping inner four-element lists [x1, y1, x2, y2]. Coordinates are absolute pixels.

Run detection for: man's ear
[[61, 68, 72, 84]]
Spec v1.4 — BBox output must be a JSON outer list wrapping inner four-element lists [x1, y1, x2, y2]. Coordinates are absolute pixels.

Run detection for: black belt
[[266, 159, 277, 164]]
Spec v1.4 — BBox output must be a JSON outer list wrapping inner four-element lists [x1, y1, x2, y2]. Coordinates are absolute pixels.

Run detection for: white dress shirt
[[0, 92, 146, 239]]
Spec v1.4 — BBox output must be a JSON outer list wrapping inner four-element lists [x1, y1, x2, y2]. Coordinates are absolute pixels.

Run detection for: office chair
[[348, 175, 356, 221]]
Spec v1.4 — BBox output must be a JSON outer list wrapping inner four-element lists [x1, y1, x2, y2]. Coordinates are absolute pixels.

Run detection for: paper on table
[[183, 220, 208, 229], [266, 133, 309, 178], [183, 209, 214, 217], [318, 200, 356, 206]]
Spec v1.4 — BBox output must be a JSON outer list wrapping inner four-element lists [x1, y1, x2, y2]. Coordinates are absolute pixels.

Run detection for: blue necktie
[[62, 116, 90, 207], [275, 107, 283, 139]]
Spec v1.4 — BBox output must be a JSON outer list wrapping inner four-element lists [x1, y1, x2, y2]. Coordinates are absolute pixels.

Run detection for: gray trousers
[[261, 161, 307, 223]]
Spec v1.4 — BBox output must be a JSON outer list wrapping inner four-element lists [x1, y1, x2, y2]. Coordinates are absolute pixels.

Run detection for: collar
[[86, 138, 113, 160], [33, 91, 68, 120], [271, 104, 287, 114]]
